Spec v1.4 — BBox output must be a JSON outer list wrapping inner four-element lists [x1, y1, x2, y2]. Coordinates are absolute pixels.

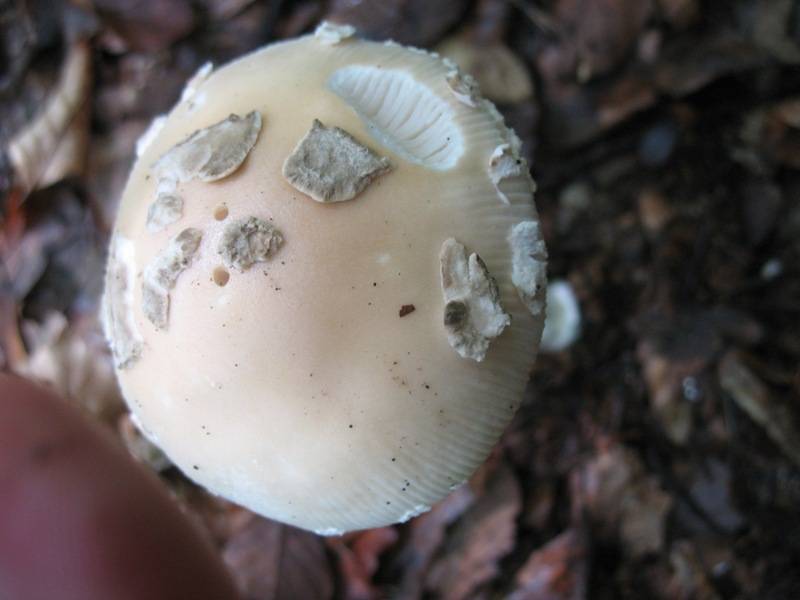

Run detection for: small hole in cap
[[213, 267, 230, 287], [214, 205, 229, 221]]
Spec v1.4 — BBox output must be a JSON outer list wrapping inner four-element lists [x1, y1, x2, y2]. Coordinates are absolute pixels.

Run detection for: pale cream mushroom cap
[[103, 26, 546, 534]]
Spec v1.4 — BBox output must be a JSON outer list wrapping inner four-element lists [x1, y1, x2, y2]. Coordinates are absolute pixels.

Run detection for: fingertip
[[0, 374, 241, 600]]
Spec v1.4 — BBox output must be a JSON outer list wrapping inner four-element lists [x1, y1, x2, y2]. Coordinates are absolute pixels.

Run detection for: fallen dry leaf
[[508, 528, 588, 600], [93, 0, 195, 53], [637, 337, 698, 445], [538, 28, 766, 148], [595, 72, 657, 131], [637, 187, 674, 236], [719, 350, 800, 468], [93, 51, 192, 123], [13, 312, 124, 423], [86, 119, 149, 227], [325, 0, 469, 48], [328, 527, 398, 600], [389, 484, 475, 600], [351, 528, 399, 582], [273, 2, 323, 39], [200, 2, 276, 62], [534, 70, 657, 148], [0, 295, 26, 367], [665, 540, 722, 600], [201, 0, 258, 20], [741, 98, 800, 170], [425, 464, 522, 600], [635, 307, 736, 445], [437, 33, 534, 104], [117, 412, 172, 472], [752, 0, 800, 64], [222, 515, 334, 600], [3, 183, 108, 319], [172, 482, 246, 548], [740, 177, 783, 247], [39, 100, 90, 187], [0, 0, 66, 108], [572, 441, 672, 558], [522, 480, 557, 531], [620, 476, 674, 557], [2, 209, 64, 302], [553, 0, 654, 81], [681, 459, 744, 533], [655, 0, 699, 29], [572, 442, 638, 537], [7, 42, 91, 197], [653, 32, 767, 98]]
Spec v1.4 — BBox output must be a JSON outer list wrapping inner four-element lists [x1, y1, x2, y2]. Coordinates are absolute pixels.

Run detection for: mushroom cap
[[104, 29, 546, 534]]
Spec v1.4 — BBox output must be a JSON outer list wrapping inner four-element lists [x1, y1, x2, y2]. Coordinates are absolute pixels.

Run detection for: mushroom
[[102, 22, 546, 534], [540, 280, 581, 353]]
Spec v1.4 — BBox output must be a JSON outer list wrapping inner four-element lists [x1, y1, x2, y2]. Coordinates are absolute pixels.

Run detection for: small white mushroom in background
[[102, 25, 545, 534], [540, 280, 582, 353]]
